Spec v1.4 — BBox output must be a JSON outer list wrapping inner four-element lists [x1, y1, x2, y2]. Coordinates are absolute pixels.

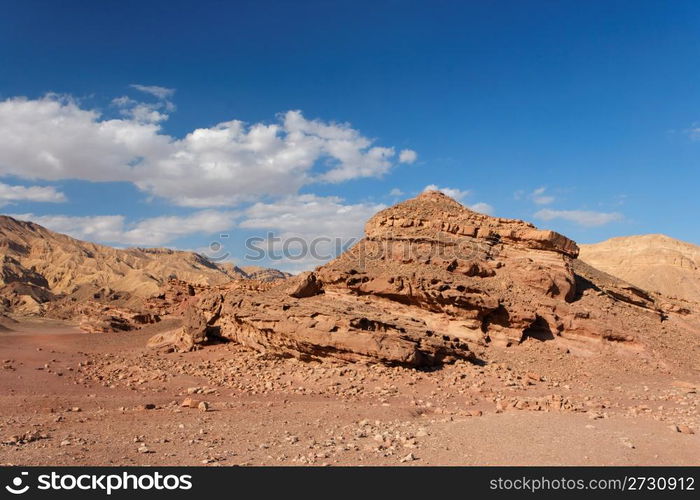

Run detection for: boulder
[[286, 272, 324, 298]]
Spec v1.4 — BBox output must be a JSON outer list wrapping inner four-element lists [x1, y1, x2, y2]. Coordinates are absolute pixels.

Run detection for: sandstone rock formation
[[160, 191, 670, 367], [580, 234, 700, 304]]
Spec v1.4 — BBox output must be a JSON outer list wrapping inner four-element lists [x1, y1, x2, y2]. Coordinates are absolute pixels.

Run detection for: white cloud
[[112, 96, 171, 124], [534, 208, 623, 227], [389, 188, 404, 196], [240, 194, 384, 271], [398, 149, 417, 164], [8, 210, 236, 246], [468, 202, 494, 215], [0, 96, 171, 183], [113, 85, 176, 124], [129, 84, 175, 99], [0, 182, 66, 206], [241, 194, 383, 240], [423, 184, 470, 201], [0, 95, 413, 207], [529, 186, 555, 205]]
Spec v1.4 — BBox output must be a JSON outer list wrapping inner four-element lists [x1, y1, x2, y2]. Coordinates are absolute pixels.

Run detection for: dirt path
[[0, 319, 698, 466]]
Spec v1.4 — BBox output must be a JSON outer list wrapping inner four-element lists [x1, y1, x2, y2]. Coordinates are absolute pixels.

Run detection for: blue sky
[[1, 0, 699, 271]]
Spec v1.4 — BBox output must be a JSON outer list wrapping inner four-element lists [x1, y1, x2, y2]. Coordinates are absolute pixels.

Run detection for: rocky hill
[[0, 215, 284, 314], [154, 191, 690, 369], [579, 234, 700, 304], [240, 266, 293, 282]]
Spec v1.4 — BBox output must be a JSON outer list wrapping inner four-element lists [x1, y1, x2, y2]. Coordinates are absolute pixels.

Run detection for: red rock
[[181, 397, 201, 409]]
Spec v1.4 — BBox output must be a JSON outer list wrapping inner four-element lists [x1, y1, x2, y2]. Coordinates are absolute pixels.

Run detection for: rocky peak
[[365, 191, 579, 258]]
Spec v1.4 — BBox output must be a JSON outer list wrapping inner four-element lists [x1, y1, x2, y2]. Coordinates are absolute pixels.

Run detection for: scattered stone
[[181, 398, 201, 409], [3, 431, 49, 446]]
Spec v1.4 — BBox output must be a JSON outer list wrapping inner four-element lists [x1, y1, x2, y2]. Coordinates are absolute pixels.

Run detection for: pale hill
[[579, 234, 700, 303], [0, 214, 248, 300]]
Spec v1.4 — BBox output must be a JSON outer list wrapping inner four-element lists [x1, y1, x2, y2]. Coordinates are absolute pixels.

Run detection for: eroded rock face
[[210, 285, 474, 366], [153, 191, 667, 365], [286, 271, 324, 299], [316, 191, 585, 346]]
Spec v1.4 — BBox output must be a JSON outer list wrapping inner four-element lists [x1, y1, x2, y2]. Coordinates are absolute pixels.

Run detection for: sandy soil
[[0, 318, 698, 466]]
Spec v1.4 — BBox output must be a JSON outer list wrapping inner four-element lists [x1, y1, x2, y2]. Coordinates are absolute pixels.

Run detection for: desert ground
[[1, 316, 697, 466]]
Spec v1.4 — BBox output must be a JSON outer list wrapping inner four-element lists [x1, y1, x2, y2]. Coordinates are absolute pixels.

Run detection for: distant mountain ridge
[[240, 266, 292, 282], [0, 215, 287, 313], [579, 234, 700, 303]]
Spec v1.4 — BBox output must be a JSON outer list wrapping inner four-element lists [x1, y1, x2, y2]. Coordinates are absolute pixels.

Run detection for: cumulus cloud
[[389, 188, 404, 197], [0, 182, 66, 207], [0, 95, 412, 207], [8, 210, 236, 246], [534, 208, 623, 227], [0, 96, 170, 183], [398, 149, 417, 164], [423, 184, 470, 201], [242, 194, 383, 236], [239, 194, 384, 271]]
